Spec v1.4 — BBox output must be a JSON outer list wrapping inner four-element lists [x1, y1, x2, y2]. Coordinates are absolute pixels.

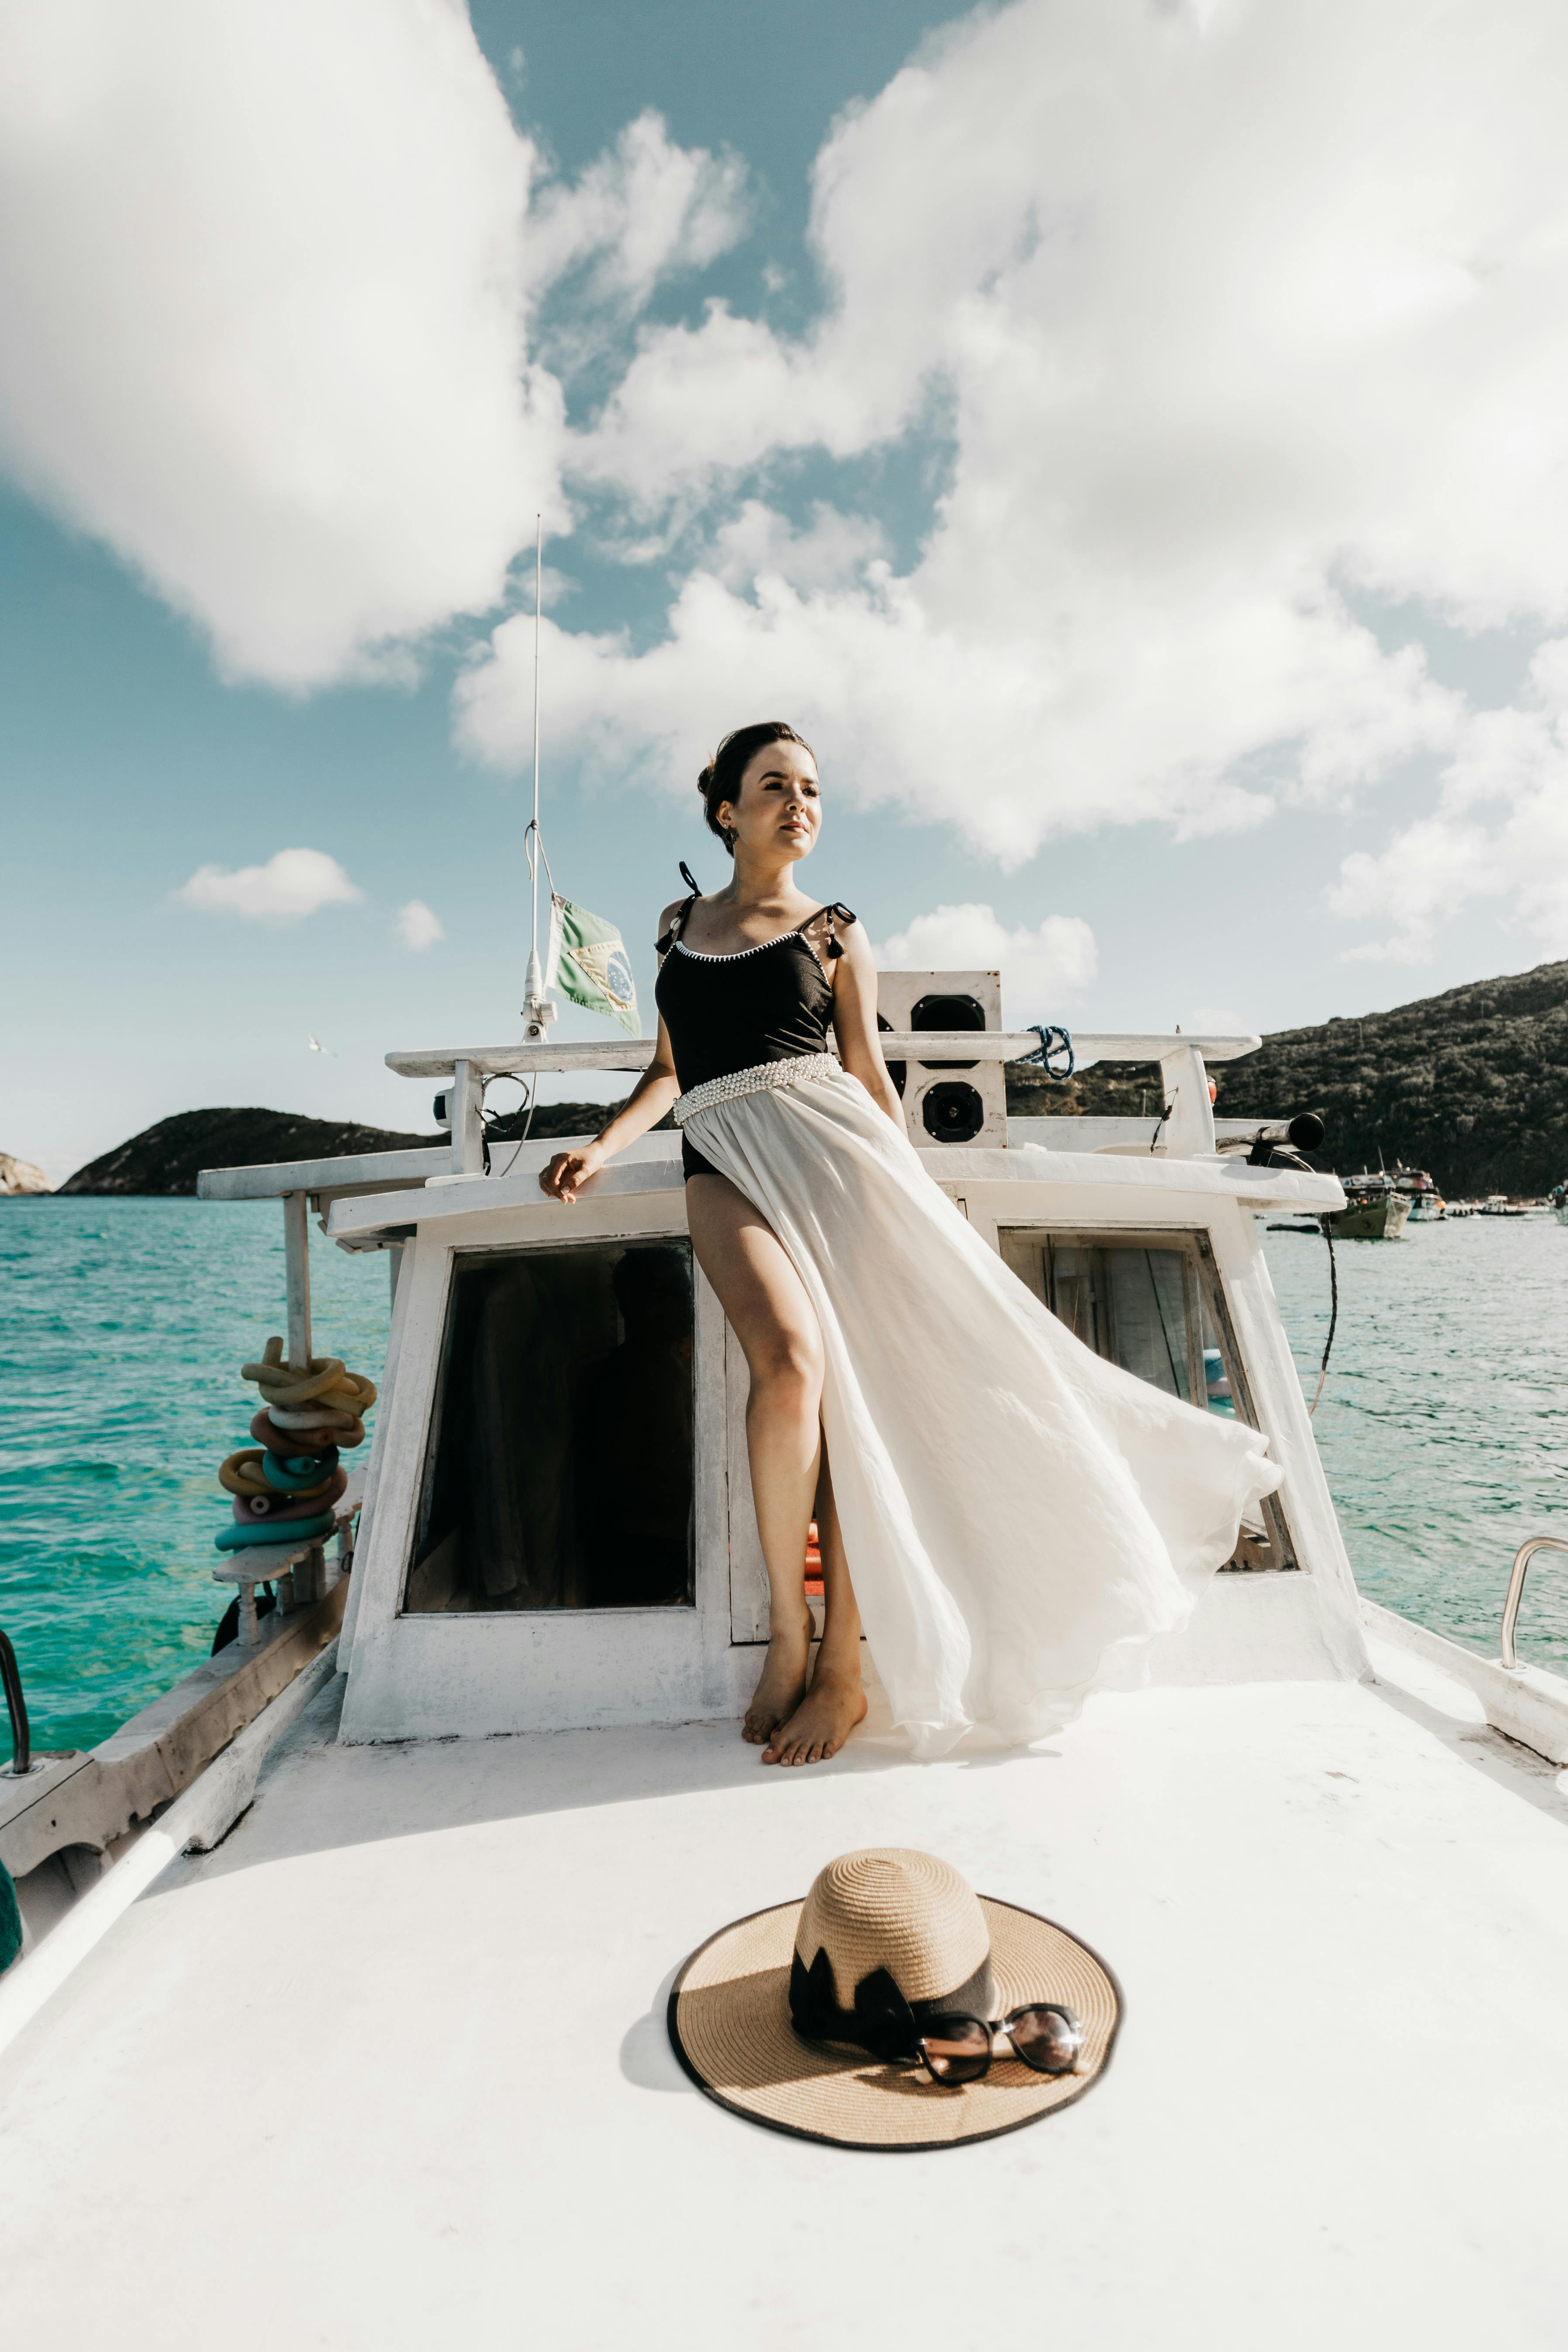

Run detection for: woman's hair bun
[[696, 722, 814, 856]]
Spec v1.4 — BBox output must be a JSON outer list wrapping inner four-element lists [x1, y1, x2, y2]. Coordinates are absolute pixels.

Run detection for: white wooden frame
[[936, 1172, 1365, 1666], [338, 1187, 770, 1742]]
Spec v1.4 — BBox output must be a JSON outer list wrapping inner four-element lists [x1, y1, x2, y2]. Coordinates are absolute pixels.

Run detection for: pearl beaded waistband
[[673, 1053, 842, 1127]]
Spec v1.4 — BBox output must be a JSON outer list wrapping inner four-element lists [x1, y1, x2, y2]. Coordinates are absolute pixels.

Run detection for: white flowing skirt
[[682, 1060, 1282, 1758]]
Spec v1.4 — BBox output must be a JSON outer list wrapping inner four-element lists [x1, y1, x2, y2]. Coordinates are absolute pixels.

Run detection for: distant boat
[[1551, 1182, 1568, 1227], [1393, 1164, 1444, 1221], [1479, 1193, 1528, 1218], [1330, 1171, 1412, 1240]]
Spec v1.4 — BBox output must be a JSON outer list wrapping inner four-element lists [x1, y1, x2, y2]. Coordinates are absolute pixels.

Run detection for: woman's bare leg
[[685, 1174, 824, 1751], [765, 1452, 868, 1766]]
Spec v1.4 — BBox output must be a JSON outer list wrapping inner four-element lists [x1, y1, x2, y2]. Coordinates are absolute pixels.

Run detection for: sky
[[3, 0, 1568, 1182]]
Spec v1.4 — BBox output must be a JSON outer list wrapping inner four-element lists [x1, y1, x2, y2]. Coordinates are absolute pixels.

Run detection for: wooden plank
[[451, 1059, 484, 1176], [283, 1189, 312, 1369], [198, 1147, 447, 1201], [384, 1030, 1263, 1078], [386, 1040, 657, 1078], [0, 1583, 347, 1881]]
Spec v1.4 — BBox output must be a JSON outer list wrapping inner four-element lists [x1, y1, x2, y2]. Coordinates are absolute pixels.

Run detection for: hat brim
[[667, 1894, 1122, 2152]]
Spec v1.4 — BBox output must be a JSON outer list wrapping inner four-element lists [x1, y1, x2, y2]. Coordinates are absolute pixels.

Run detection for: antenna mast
[[521, 514, 556, 1043]]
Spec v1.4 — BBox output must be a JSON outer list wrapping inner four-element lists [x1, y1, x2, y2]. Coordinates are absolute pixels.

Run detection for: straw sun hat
[[667, 1848, 1121, 2151]]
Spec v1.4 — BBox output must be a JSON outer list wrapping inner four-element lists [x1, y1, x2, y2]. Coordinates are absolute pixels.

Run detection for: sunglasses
[[913, 2003, 1083, 2085]]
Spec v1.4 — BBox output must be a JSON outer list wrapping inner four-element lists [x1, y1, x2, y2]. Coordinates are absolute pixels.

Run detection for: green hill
[[59, 1102, 619, 1195], [1007, 958, 1568, 1196]]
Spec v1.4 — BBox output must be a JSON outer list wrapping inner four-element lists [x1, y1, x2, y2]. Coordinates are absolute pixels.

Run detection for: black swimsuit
[[654, 896, 857, 1180]]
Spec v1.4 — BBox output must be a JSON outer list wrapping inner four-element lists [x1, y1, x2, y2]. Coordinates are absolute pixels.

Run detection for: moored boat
[[1394, 1164, 1444, 1220], [1328, 1170, 1412, 1240]]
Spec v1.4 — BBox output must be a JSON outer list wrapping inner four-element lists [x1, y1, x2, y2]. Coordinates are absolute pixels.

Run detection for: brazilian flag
[[546, 895, 640, 1036]]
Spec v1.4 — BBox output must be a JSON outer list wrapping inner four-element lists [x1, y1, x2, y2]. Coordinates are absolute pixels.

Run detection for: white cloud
[[394, 898, 445, 951], [708, 501, 887, 594], [527, 110, 748, 316], [0, 0, 562, 687], [1329, 641, 1568, 961], [177, 847, 361, 924], [875, 901, 1097, 1025], [7, 0, 1567, 962], [464, 0, 1568, 875], [0, 15, 765, 693]]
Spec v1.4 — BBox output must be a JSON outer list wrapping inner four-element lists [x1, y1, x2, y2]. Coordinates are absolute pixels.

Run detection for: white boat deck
[[3, 1628, 1565, 2351], [10, 1001, 1559, 2344]]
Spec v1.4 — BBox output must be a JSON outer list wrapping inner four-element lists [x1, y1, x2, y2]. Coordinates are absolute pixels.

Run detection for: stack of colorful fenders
[[215, 1336, 376, 1558]]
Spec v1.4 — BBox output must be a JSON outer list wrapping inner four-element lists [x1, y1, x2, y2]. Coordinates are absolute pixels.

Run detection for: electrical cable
[[1308, 1215, 1338, 1417], [478, 1069, 539, 1180], [1214, 1123, 1338, 1412]]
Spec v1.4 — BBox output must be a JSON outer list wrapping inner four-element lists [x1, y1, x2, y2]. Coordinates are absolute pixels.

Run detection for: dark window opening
[[404, 1238, 696, 1614], [998, 1226, 1297, 1572]]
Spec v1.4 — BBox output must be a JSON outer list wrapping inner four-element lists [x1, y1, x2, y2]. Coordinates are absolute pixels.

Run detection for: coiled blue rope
[[1019, 1023, 1075, 1080]]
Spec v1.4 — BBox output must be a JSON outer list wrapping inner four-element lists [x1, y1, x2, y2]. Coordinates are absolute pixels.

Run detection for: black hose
[[0, 1627, 31, 1777], [1309, 1214, 1339, 1415]]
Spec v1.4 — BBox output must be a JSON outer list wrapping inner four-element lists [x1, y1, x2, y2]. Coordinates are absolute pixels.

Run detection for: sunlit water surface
[[1, 1198, 1565, 1755], [1263, 1209, 1568, 1668], [0, 1200, 389, 1752]]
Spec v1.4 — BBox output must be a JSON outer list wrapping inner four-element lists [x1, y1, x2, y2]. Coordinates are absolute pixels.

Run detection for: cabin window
[[404, 1237, 695, 1614], [996, 1226, 1296, 1570], [1000, 1231, 1208, 1403]]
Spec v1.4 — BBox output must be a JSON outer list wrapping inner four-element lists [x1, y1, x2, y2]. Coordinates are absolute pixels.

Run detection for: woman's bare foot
[[743, 1609, 813, 1745], [762, 1656, 868, 1766]]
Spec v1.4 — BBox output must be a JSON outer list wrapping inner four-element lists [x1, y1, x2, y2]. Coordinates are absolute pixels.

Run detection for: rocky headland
[[1007, 957, 1568, 1196], [55, 1102, 627, 1195], [0, 1152, 51, 1195]]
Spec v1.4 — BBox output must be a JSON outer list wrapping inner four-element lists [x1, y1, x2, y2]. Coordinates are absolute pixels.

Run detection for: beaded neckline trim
[[672, 928, 810, 964]]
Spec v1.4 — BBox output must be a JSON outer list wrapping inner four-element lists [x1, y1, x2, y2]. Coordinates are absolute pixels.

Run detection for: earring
[[722, 824, 737, 848]]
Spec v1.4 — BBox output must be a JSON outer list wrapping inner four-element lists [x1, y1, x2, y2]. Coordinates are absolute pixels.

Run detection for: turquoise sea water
[[0, 1200, 389, 1754], [1, 1197, 1565, 1755], [1261, 1209, 1568, 1664]]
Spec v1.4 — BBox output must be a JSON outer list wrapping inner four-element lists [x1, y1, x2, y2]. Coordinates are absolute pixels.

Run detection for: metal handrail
[[1500, 1536, 1568, 1670], [0, 1626, 30, 1777]]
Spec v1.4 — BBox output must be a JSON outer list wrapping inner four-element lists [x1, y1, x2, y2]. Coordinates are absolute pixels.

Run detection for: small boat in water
[[1394, 1164, 1444, 1220], [1553, 1181, 1568, 1226], [1479, 1192, 1529, 1217], [1328, 1170, 1412, 1240], [4, 986, 1568, 2343]]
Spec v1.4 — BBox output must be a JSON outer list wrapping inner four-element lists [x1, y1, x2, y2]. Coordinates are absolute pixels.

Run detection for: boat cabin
[[196, 975, 1365, 1743]]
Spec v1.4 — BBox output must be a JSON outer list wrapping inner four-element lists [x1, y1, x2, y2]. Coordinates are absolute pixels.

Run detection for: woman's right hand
[[539, 1143, 607, 1204]]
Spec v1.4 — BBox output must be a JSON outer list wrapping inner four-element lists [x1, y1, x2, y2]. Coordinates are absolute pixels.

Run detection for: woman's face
[[720, 739, 821, 864]]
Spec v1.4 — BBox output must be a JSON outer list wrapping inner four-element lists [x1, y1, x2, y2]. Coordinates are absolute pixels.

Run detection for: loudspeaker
[[875, 969, 1005, 1149]]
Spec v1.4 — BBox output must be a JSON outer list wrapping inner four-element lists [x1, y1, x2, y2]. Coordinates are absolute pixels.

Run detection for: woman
[[542, 721, 1280, 1768]]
